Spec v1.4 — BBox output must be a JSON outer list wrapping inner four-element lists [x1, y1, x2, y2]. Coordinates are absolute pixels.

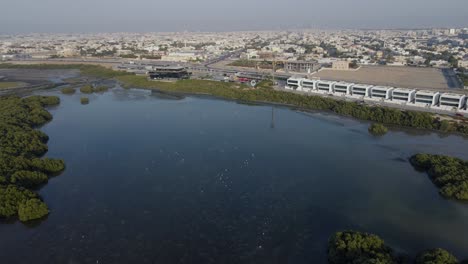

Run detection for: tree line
[[328, 230, 463, 264], [0, 96, 65, 222]]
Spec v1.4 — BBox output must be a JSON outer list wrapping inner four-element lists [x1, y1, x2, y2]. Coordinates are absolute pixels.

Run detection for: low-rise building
[[316, 80, 335, 93], [332, 82, 353, 95], [414, 90, 440, 107], [285, 77, 302, 90], [300, 79, 317, 92], [370, 86, 394, 100], [332, 61, 350, 70], [148, 66, 191, 79], [351, 84, 372, 97], [161, 51, 202, 62], [391, 88, 416, 103], [438, 93, 467, 109], [429, 60, 450, 68], [458, 60, 468, 69], [116, 49, 133, 56], [58, 48, 79, 57]]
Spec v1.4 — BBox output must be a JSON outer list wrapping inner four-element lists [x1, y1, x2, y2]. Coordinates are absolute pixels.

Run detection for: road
[[442, 68, 464, 89]]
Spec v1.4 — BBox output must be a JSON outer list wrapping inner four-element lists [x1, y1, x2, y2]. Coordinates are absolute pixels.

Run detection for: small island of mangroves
[[0, 96, 65, 222], [369, 123, 389, 136], [410, 154, 468, 201], [60, 87, 76, 94], [328, 231, 462, 264]]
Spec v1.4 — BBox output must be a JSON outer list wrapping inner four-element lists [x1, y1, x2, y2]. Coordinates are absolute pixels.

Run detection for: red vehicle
[[238, 77, 250, 83]]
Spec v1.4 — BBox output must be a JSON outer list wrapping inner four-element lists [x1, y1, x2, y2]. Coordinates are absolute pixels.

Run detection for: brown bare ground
[[310, 66, 451, 90]]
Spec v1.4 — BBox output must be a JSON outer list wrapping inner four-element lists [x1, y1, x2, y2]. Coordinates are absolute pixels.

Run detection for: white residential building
[[316, 80, 335, 93], [414, 90, 440, 107], [351, 84, 372, 97], [370, 86, 394, 100], [300, 79, 317, 92], [458, 60, 468, 69], [391, 88, 416, 103], [285, 77, 302, 90], [438, 93, 467, 109], [332, 82, 353, 95]]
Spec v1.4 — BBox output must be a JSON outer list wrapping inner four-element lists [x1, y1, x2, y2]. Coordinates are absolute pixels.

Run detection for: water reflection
[[0, 87, 467, 263]]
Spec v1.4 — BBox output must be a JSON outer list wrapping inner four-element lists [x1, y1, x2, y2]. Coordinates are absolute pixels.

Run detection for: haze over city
[[1, 0, 468, 263], [2, 0, 468, 33]]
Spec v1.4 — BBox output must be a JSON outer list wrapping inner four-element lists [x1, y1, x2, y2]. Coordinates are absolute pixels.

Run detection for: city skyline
[[1, 0, 468, 33]]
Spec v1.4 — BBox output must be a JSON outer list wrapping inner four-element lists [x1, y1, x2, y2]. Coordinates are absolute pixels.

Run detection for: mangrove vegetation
[[61, 87, 76, 94], [328, 231, 396, 264], [0, 95, 65, 222], [116, 74, 468, 136], [94, 85, 109, 93], [81, 97, 89, 104], [80, 84, 109, 94], [410, 154, 468, 201], [80, 85, 94, 94], [328, 231, 461, 264], [1, 63, 467, 137], [368, 123, 388, 136], [415, 248, 459, 264]]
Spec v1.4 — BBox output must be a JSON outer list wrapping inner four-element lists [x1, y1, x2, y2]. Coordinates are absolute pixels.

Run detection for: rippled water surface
[[1, 87, 467, 263]]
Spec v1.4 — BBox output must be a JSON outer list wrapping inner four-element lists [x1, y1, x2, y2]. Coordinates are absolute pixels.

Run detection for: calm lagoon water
[[1, 87, 467, 263]]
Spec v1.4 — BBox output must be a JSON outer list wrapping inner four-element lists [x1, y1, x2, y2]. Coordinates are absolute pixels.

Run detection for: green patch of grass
[[256, 80, 274, 89]]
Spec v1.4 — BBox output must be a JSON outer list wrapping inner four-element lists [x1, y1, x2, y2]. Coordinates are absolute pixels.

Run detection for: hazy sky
[[1, 0, 467, 33]]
